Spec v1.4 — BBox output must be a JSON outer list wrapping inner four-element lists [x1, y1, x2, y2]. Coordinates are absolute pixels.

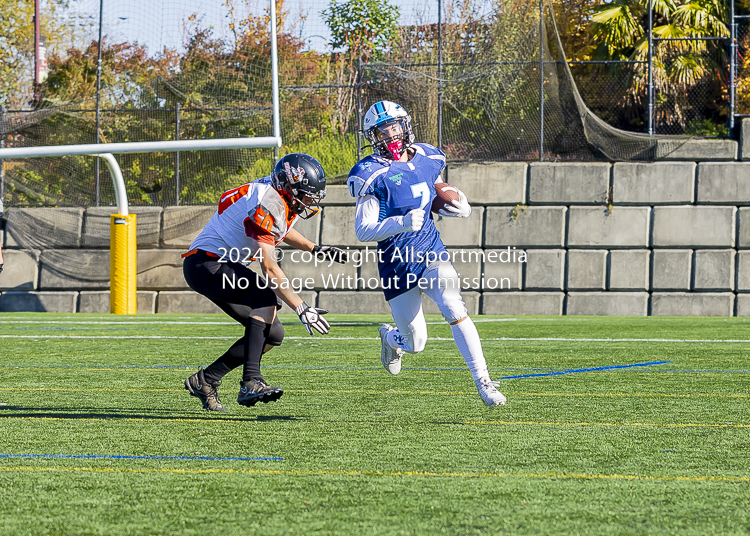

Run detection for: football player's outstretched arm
[[256, 240, 330, 335], [282, 228, 348, 264], [282, 228, 315, 252], [354, 195, 424, 243], [257, 240, 304, 311]]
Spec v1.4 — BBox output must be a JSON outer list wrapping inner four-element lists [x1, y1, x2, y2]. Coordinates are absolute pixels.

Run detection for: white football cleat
[[475, 378, 507, 408], [378, 324, 404, 375]]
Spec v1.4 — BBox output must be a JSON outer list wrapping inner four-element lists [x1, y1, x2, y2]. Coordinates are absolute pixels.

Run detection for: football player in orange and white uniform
[[182, 153, 348, 411]]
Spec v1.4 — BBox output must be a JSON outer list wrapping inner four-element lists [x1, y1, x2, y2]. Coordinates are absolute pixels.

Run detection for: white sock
[[386, 329, 401, 349], [450, 317, 489, 382]]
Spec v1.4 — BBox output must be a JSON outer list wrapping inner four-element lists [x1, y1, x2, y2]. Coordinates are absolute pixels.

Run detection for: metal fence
[[3, 0, 750, 208]]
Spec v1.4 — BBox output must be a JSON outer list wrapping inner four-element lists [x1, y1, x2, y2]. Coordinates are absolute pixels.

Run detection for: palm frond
[[592, 3, 643, 50], [654, 24, 685, 39], [673, 1, 729, 37], [668, 53, 710, 85]]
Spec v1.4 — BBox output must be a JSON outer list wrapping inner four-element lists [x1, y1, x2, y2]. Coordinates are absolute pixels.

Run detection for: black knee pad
[[266, 317, 285, 347]]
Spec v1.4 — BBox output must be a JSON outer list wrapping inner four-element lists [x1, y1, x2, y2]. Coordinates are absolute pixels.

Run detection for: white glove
[[439, 190, 471, 218], [295, 302, 330, 335], [402, 208, 425, 232]]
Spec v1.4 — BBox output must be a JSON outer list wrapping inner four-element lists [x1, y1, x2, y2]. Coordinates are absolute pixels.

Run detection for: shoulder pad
[[414, 143, 446, 159], [347, 175, 367, 198], [253, 188, 289, 239], [413, 144, 446, 172], [347, 158, 389, 197]]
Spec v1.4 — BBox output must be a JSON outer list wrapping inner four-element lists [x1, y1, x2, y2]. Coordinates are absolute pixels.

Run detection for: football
[[431, 182, 460, 213]]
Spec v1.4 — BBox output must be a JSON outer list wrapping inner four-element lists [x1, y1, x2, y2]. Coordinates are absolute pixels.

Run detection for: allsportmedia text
[[217, 246, 527, 268], [223, 272, 514, 293]]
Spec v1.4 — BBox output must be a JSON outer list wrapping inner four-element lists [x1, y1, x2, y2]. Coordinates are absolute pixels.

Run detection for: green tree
[[44, 40, 177, 109], [589, 0, 729, 130], [321, 0, 400, 134], [324, 0, 399, 56], [0, 0, 83, 108]]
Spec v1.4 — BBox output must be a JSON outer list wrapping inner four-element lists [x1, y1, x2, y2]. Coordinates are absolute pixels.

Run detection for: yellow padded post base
[[110, 213, 137, 315]]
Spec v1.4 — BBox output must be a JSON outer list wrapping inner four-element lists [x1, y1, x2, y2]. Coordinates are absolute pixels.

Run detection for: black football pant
[[183, 250, 284, 384]]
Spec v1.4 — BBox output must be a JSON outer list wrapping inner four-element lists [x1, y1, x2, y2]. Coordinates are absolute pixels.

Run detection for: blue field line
[[643, 368, 750, 374], [0, 454, 282, 461], [5, 362, 748, 376], [499, 360, 672, 379]]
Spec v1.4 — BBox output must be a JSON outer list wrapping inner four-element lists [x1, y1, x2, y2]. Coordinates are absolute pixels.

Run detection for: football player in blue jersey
[[347, 100, 506, 408]]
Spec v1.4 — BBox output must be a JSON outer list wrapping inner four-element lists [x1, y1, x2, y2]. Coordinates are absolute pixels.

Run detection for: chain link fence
[[0, 0, 741, 209]]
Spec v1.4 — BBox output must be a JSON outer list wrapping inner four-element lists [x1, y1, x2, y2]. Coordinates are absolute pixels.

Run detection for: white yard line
[[426, 318, 517, 324], [0, 318, 518, 326], [0, 335, 237, 339], [2, 334, 750, 343], [0, 320, 236, 325]]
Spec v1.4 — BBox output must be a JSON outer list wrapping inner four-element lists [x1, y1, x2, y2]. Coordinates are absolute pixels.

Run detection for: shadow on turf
[[0, 406, 305, 422]]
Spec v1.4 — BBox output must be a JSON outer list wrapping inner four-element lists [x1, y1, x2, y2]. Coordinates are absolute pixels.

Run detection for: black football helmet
[[271, 153, 326, 219]]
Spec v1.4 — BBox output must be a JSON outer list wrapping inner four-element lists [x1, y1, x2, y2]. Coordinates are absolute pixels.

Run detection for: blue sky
[[55, 0, 494, 57]]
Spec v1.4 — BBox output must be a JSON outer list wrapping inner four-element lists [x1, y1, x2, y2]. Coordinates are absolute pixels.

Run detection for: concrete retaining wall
[[5, 156, 750, 316]]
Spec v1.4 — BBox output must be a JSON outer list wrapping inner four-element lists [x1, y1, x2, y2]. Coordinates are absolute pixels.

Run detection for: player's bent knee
[[439, 301, 468, 324], [402, 328, 427, 353], [266, 318, 285, 347], [412, 336, 427, 353]]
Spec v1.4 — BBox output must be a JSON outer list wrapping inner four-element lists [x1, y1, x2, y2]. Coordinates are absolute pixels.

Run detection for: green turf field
[[0, 313, 748, 535]]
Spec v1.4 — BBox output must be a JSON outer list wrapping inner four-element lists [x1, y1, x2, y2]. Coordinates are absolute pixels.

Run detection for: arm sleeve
[[354, 194, 408, 243]]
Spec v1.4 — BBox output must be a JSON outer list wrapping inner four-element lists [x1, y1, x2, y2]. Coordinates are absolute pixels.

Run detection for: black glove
[[295, 302, 330, 335], [313, 245, 349, 264], [0, 264, 3, 274]]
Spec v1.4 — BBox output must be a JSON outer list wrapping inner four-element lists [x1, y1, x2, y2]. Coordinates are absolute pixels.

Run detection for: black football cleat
[[184, 369, 228, 412], [237, 379, 284, 407]]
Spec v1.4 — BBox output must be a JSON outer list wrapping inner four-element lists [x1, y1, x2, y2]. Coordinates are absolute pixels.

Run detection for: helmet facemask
[[366, 117, 414, 160], [288, 186, 325, 220]]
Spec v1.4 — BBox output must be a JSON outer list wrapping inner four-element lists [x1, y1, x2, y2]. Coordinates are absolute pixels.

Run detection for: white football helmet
[[363, 100, 415, 160]]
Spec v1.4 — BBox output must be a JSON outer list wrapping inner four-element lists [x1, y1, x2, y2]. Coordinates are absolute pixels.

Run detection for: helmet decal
[[272, 153, 326, 220], [283, 162, 306, 184]]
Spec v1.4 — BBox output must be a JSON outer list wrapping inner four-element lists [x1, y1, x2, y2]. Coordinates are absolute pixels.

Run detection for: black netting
[[733, 17, 750, 121], [652, 41, 729, 136], [0, 0, 735, 212]]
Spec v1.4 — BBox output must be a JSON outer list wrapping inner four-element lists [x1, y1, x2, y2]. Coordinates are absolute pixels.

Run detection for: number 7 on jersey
[[410, 181, 429, 210]]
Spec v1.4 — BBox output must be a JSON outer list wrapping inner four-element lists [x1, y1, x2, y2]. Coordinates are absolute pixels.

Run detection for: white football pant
[[385, 261, 490, 382]]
